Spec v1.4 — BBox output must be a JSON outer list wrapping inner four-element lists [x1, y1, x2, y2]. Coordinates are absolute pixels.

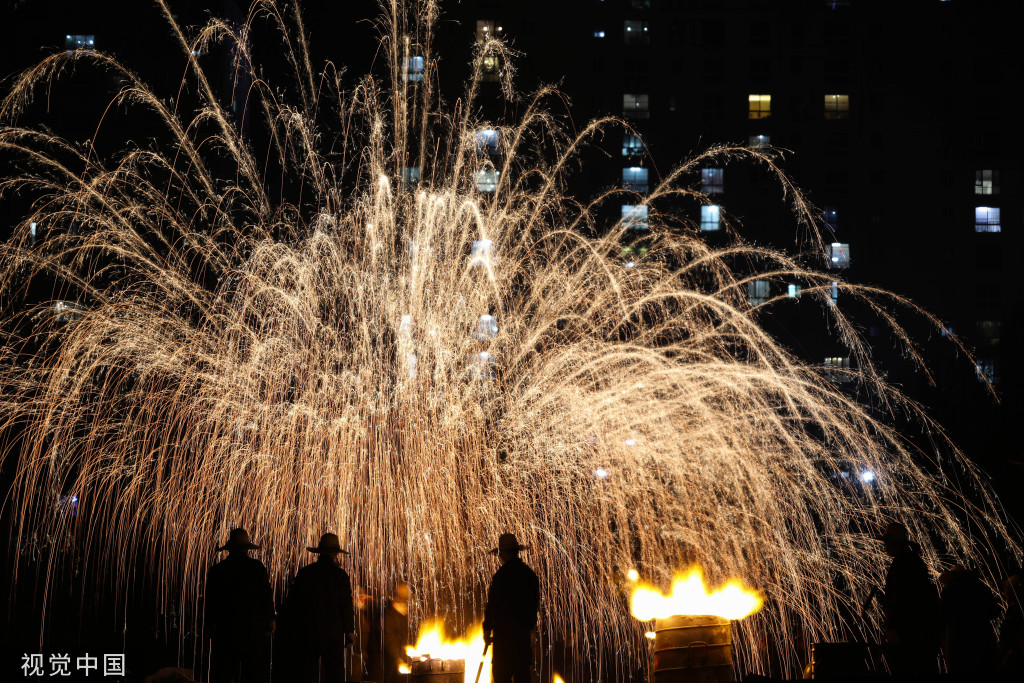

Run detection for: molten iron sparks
[[630, 567, 763, 621], [406, 621, 492, 683]]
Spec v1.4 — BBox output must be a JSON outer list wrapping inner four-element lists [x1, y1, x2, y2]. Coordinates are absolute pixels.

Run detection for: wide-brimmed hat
[[489, 532, 529, 556], [217, 527, 260, 552], [307, 532, 349, 555], [875, 522, 910, 544]]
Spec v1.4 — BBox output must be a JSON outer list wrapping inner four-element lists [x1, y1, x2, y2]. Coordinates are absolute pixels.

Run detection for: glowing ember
[[553, 675, 565, 683], [406, 621, 492, 683], [631, 567, 763, 621]]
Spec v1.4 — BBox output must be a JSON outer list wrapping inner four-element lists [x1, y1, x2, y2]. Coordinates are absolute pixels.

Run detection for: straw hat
[[217, 527, 260, 552], [307, 532, 349, 555], [489, 532, 529, 555]]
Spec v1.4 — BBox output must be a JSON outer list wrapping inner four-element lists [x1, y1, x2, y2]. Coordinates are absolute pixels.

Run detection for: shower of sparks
[[0, 0, 1017, 678]]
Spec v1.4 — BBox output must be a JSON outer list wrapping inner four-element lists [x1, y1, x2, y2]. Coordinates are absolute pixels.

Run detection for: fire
[[630, 567, 763, 621], [553, 676, 565, 683], [405, 621, 492, 683]]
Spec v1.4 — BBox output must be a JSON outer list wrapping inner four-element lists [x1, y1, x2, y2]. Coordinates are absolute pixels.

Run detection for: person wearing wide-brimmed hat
[[873, 522, 940, 675], [204, 528, 276, 683], [483, 533, 540, 683], [280, 533, 355, 683]]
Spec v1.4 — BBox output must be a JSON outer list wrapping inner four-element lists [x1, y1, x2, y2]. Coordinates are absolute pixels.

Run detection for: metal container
[[653, 614, 734, 683], [409, 657, 465, 683]]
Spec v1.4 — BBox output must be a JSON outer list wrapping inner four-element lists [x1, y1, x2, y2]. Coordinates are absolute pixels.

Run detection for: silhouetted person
[[875, 523, 940, 675], [366, 581, 411, 683], [483, 533, 540, 683], [938, 565, 999, 675], [204, 528, 276, 683], [999, 573, 1024, 674], [283, 533, 355, 683]]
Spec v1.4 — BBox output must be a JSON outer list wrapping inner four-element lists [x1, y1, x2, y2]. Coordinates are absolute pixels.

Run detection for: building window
[[824, 207, 839, 231], [828, 243, 850, 268], [401, 166, 420, 190], [787, 283, 802, 298], [478, 55, 502, 82], [623, 167, 649, 193], [403, 56, 425, 82], [830, 281, 839, 305], [476, 20, 502, 43], [622, 132, 644, 156], [749, 134, 770, 148], [473, 314, 499, 341], [702, 168, 724, 194], [975, 170, 999, 195], [748, 280, 770, 306], [471, 239, 494, 266], [475, 129, 499, 156], [824, 357, 852, 383], [748, 94, 771, 119], [621, 204, 649, 231], [65, 34, 95, 51], [475, 169, 499, 193], [624, 20, 650, 45], [824, 94, 850, 119], [700, 205, 721, 232], [975, 207, 1001, 233], [29, 221, 37, 246], [976, 359, 1000, 384], [976, 320, 1002, 347], [623, 93, 650, 119]]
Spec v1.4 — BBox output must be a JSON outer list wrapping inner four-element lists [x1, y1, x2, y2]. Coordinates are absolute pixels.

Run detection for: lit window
[[476, 169, 500, 193], [749, 134, 770, 148], [828, 243, 850, 268], [403, 56, 425, 82], [622, 132, 644, 156], [830, 281, 839, 305], [787, 283, 802, 298], [700, 205, 721, 232], [975, 207, 1001, 233], [621, 204, 649, 231], [748, 94, 771, 119], [748, 280, 770, 306], [824, 94, 850, 119], [623, 93, 650, 119], [65, 35, 95, 51], [475, 129, 500, 156], [478, 55, 501, 82], [29, 221, 37, 245], [476, 20, 502, 43], [470, 351, 496, 380], [471, 239, 494, 265], [824, 207, 838, 231], [623, 167, 649, 193], [624, 20, 650, 45], [702, 168, 724, 194], [473, 314, 499, 341], [975, 170, 999, 195], [401, 167, 420, 190], [594, 30, 606, 39], [824, 357, 852, 383], [976, 359, 999, 384]]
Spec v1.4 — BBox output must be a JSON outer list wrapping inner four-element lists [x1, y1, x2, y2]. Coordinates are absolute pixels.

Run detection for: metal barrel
[[409, 657, 465, 683], [653, 615, 734, 683]]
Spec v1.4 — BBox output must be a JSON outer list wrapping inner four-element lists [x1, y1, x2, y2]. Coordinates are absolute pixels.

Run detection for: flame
[[399, 664, 411, 674], [553, 676, 565, 683], [405, 621, 492, 683], [630, 567, 763, 621]]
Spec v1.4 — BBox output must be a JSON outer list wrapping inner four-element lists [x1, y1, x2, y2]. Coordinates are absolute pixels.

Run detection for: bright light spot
[[624, 438, 636, 447], [860, 470, 876, 483], [406, 621, 492, 683], [645, 631, 656, 640], [594, 30, 606, 38], [627, 569, 639, 582], [623, 261, 636, 268], [398, 664, 411, 674], [553, 676, 565, 683], [594, 468, 609, 479], [630, 567, 763, 621]]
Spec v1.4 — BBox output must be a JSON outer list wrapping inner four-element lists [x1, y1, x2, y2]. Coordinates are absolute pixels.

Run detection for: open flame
[[630, 567, 763, 621], [405, 621, 492, 683]]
